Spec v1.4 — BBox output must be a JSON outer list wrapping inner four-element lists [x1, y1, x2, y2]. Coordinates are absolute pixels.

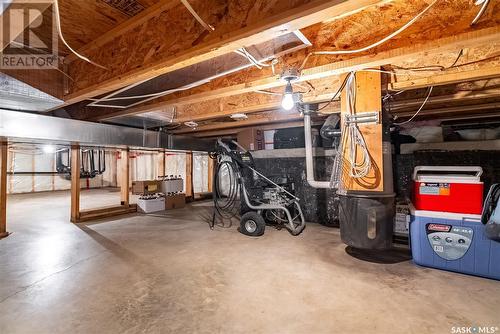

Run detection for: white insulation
[[7, 148, 200, 195]]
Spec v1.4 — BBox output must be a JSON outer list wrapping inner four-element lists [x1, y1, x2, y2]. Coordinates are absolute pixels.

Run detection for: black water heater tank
[[339, 194, 395, 250]]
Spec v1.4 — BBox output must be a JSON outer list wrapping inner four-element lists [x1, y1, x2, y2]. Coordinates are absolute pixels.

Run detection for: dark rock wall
[[255, 150, 500, 225], [395, 151, 500, 200], [253, 156, 339, 226]]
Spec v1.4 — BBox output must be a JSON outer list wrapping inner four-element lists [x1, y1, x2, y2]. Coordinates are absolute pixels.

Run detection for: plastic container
[[339, 194, 395, 250], [410, 207, 500, 280], [413, 166, 484, 215]]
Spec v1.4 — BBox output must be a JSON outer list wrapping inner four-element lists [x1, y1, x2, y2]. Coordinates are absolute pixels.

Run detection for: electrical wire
[[234, 47, 274, 70], [393, 85, 434, 125], [181, 0, 215, 31], [297, 71, 351, 113], [391, 49, 464, 72], [298, 0, 439, 71], [471, 0, 490, 25], [344, 72, 372, 179], [180, 0, 276, 73], [53, 0, 107, 69], [89, 79, 211, 102]]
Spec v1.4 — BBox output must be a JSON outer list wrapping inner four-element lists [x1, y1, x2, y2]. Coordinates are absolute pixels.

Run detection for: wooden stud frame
[[0, 142, 9, 238]]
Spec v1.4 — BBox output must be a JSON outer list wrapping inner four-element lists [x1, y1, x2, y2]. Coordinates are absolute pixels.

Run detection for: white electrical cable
[[53, 0, 106, 69], [181, 0, 215, 31], [234, 47, 273, 70], [471, 0, 490, 25], [299, 0, 439, 71], [89, 79, 211, 102], [393, 86, 434, 125], [344, 72, 372, 179]]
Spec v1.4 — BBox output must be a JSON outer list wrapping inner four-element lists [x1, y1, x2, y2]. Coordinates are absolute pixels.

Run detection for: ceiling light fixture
[[280, 69, 300, 111], [230, 113, 248, 121], [42, 144, 56, 154], [184, 121, 199, 129]]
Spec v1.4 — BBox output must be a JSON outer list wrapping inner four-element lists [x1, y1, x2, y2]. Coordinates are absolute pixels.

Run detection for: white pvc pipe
[[304, 112, 331, 189]]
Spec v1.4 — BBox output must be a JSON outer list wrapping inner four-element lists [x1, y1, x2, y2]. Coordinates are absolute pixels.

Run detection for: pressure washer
[[209, 139, 306, 236]]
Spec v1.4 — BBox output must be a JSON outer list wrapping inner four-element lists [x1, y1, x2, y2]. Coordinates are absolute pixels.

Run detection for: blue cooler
[[410, 206, 500, 280]]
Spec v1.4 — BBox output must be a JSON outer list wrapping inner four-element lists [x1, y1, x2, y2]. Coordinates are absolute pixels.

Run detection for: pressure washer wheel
[[239, 212, 266, 237]]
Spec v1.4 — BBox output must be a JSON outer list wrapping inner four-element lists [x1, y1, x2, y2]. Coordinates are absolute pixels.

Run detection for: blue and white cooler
[[409, 206, 500, 280]]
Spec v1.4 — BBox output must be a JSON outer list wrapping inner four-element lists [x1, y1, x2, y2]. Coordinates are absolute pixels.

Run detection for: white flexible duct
[[304, 106, 331, 189]]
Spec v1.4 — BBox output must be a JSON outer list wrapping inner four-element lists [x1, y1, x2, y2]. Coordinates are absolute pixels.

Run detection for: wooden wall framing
[[0, 142, 9, 238]]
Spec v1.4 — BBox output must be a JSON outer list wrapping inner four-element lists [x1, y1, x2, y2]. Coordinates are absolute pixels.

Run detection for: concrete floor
[[0, 189, 499, 334]]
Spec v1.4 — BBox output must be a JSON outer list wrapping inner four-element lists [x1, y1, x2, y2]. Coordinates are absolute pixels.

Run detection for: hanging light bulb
[[281, 81, 295, 111], [42, 144, 56, 154]]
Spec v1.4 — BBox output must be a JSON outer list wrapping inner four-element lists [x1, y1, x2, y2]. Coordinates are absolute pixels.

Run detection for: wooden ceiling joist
[[391, 64, 500, 90], [62, 0, 384, 106], [172, 110, 305, 135], [85, 75, 341, 122], [63, 0, 180, 63], [188, 120, 322, 138], [94, 21, 500, 122]]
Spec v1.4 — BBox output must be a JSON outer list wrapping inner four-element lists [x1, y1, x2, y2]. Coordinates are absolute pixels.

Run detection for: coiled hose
[[212, 156, 241, 220]]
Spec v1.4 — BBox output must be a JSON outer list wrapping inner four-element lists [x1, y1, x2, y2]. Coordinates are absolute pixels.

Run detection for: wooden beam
[[62, 0, 384, 105], [70, 145, 80, 223], [79, 204, 137, 222], [391, 65, 500, 90], [64, 0, 179, 63], [189, 120, 324, 138], [0, 141, 8, 238], [173, 111, 304, 134], [89, 76, 341, 122], [159, 150, 166, 178], [185, 152, 193, 198], [94, 25, 500, 121], [340, 70, 383, 192], [390, 88, 500, 111], [120, 148, 130, 206], [393, 102, 500, 119], [207, 156, 214, 193]]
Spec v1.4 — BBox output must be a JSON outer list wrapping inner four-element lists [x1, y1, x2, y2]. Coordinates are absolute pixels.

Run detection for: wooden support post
[[185, 152, 193, 199], [207, 156, 215, 193], [340, 70, 384, 192], [70, 145, 81, 223], [120, 148, 130, 206], [161, 150, 166, 177], [0, 142, 9, 238]]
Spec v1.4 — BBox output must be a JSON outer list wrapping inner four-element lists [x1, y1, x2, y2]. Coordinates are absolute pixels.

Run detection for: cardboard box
[[132, 180, 161, 195], [165, 194, 186, 210], [137, 197, 165, 213], [237, 128, 264, 151]]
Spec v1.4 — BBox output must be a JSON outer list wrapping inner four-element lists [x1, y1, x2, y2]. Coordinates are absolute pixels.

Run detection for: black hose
[[212, 159, 240, 220]]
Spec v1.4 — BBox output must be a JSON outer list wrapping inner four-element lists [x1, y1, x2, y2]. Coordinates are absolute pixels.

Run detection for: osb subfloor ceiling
[[1, 0, 499, 136]]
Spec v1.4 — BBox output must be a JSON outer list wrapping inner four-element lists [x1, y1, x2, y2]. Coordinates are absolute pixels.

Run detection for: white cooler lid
[[413, 166, 483, 184], [409, 203, 482, 220]]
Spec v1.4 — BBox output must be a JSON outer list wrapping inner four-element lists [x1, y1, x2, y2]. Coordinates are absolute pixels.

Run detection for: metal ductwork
[[0, 109, 214, 151]]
